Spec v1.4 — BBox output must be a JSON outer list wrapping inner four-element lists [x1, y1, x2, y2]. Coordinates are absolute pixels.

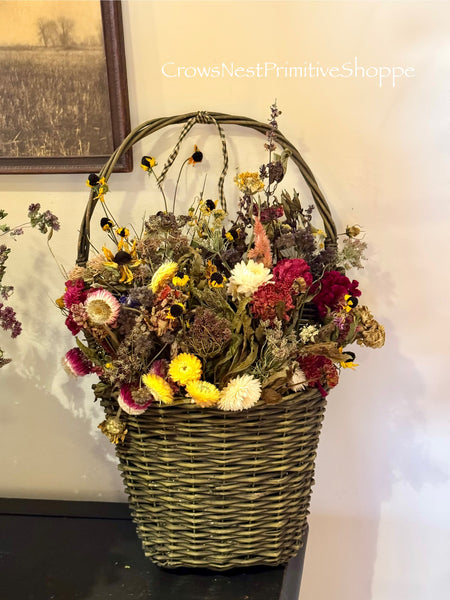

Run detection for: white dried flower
[[299, 325, 320, 344], [218, 374, 262, 411], [227, 260, 272, 299]]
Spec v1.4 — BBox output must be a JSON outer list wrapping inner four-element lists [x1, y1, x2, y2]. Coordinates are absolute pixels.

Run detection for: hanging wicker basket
[[77, 111, 338, 570]]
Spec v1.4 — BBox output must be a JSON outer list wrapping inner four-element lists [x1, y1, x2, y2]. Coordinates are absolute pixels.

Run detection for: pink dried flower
[[85, 288, 121, 326], [65, 314, 82, 336], [63, 279, 87, 309], [117, 383, 152, 416], [273, 258, 313, 289], [247, 217, 273, 268], [63, 347, 93, 377]]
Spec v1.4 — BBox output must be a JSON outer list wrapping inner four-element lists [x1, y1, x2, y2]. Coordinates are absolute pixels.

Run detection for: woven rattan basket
[[77, 111, 337, 570]]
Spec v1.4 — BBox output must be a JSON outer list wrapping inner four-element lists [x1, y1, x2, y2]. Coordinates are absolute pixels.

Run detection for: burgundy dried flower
[[63, 279, 87, 309], [63, 347, 93, 377], [297, 354, 339, 396], [312, 270, 361, 319]]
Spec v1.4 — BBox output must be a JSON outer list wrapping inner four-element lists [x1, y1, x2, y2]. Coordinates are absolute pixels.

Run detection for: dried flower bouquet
[[58, 105, 384, 444]]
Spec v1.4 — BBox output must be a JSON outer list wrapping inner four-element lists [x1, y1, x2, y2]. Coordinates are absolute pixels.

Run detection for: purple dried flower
[[28, 203, 40, 215], [0, 302, 22, 338]]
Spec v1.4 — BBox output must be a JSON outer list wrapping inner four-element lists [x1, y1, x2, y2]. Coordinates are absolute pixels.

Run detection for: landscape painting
[[0, 0, 131, 173]]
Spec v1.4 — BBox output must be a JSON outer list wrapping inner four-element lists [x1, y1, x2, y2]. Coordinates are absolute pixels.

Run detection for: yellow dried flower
[[234, 172, 265, 195], [169, 353, 202, 386], [142, 373, 174, 404], [150, 261, 179, 293], [185, 380, 220, 407], [346, 225, 362, 238], [98, 416, 128, 444]]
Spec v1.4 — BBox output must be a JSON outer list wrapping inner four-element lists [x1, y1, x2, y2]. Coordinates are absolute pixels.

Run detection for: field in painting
[[0, 47, 113, 157]]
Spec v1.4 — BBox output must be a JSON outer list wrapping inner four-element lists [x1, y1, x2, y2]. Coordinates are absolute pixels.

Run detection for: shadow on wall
[[300, 318, 448, 600], [1, 311, 125, 501]]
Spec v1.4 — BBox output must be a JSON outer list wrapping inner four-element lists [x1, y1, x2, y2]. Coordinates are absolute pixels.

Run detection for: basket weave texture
[[79, 110, 336, 569], [102, 388, 326, 569]]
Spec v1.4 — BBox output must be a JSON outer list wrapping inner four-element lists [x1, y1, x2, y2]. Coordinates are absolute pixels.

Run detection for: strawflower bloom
[[85, 289, 121, 326], [227, 259, 272, 299], [142, 373, 174, 404], [218, 374, 262, 411], [169, 353, 202, 386], [117, 384, 153, 415], [63, 347, 93, 377], [150, 261, 179, 293], [185, 380, 220, 407]]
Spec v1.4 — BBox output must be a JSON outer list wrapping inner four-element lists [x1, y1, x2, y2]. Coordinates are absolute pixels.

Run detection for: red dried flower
[[65, 314, 82, 336], [297, 354, 339, 396], [259, 205, 284, 223], [251, 282, 295, 324]]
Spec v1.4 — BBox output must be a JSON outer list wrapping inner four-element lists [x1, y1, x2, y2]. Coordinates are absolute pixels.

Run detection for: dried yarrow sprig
[[57, 106, 384, 443], [1, 205, 59, 368]]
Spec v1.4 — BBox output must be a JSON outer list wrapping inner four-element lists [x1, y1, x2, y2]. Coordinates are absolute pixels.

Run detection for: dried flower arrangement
[[1, 205, 59, 368], [57, 105, 384, 444]]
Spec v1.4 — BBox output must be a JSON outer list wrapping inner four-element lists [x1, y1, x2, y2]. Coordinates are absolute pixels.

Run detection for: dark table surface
[[0, 498, 307, 600]]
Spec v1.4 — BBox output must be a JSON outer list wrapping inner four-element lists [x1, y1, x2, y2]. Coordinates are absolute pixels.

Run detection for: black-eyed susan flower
[[208, 271, 226, 288], [185, 380, 220, 407], [85, 289, 121, 326], [103, 245, 141, 285], [339, 349, 359, 370], [218, 374, 262, 411], [142, 373, 174, 404], [225, 227, 239, 242], [86, 173, 100, 187], [150, 261, 179, 294], [172, 271, 190, 287], [116, 227, 129, 238], [100, 217, 114, 231], [168, 353, 202, 386], [188, 145, 203, 165], [199, 198, 217, 214], [344, 294, 359, 312], [140, 155, 156, 171], [167, 302, 185, 320], [92, 177, 108, 202]]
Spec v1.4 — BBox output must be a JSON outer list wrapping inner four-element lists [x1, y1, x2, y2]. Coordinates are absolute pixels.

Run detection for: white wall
[[1, 2, 449, 599]]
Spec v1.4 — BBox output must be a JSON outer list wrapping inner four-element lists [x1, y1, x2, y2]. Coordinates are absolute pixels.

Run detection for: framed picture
[[0, 0, 132, 174]]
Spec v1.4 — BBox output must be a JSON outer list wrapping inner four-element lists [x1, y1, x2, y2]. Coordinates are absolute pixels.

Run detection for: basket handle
[[77, 111, 337, 266]]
